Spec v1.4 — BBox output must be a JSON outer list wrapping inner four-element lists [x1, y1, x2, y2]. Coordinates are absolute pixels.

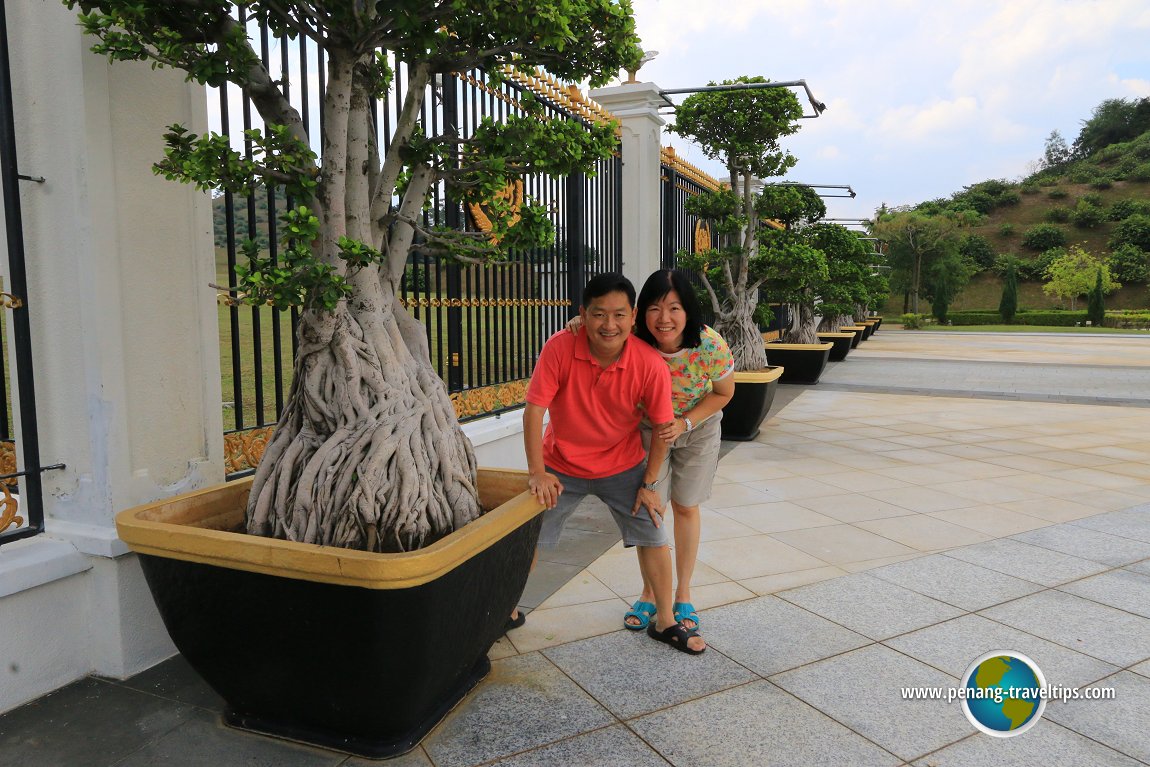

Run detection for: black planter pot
[[720, 367, 784, 441], [816, 332, 854, 362], [764, 342, 833, 384], [871, 316, 883, 331], [116, 470, 543, 759], [839, 326, 865, 348], [859, 320, 877, 340]]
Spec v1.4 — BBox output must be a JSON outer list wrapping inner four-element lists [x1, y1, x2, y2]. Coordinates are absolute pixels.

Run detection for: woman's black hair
[[634, 269, 704, 349]]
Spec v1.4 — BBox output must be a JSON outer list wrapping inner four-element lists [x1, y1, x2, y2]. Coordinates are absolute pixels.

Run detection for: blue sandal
[[624, 600, 656, 630], [673, 602, 699, 630]]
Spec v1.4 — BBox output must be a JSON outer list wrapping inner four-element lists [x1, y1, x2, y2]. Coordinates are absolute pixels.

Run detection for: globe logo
[[961, 651, 1047, 737]]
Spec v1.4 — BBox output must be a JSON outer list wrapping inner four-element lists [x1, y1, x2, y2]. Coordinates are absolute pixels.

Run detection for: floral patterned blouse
[[657, 325, 734, 416]]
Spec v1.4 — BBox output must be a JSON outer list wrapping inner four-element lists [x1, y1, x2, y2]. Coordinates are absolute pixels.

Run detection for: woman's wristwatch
[[683, 416, 694, 432]]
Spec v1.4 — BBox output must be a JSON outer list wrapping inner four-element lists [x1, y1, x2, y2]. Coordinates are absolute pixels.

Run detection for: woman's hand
[[657, 417, 687, 444], [565, 316, 584, 334]]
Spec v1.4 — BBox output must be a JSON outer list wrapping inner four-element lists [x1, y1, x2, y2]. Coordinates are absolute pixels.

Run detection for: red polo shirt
[[526, 329, 673, 479]]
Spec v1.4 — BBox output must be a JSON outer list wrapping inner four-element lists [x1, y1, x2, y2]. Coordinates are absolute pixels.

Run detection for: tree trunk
[[715, 293, 767, 372], [244, 301, 482, 553], [818, 313, 852, 331], [782, 301, 819, 344]]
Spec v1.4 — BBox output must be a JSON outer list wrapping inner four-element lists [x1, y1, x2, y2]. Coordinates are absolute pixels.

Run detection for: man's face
[[580, 290, 635, 360]]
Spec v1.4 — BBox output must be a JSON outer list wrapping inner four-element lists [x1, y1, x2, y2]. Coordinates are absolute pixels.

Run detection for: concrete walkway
[[3, 330, 1149, 765]]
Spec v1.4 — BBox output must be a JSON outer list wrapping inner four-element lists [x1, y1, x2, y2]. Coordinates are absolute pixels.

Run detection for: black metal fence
[[659, 148, 720, 323], [214, 21, 623, 476], [0, 1, 63, 546]]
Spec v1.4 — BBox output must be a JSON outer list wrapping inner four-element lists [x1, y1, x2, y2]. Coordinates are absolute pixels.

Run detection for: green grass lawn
[[915, 324, 1150, 334]]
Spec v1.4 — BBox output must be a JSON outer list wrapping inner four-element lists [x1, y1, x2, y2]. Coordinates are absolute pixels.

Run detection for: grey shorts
[[641, 412, 723, 508], [538, 460, 669, 549]]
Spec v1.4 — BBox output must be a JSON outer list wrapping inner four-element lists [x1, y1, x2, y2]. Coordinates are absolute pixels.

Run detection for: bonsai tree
[[811, 226, 874, 332], [671, 76, 805, 370], [68, 0, 642, 552]]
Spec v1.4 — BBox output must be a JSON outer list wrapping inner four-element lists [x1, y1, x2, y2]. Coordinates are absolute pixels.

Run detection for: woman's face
[[645, 290, 687, 351]]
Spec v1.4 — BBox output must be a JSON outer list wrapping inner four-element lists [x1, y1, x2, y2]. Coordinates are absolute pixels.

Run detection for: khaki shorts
[[641, 412, 723, 508], [538, 460, 669, 549]]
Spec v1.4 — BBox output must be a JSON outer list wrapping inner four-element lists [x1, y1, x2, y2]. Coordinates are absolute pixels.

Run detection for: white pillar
[[1, 1, 224, 711], [588, 82, 666, 289]]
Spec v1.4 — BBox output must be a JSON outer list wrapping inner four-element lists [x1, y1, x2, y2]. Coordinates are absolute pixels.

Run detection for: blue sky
[[628, 0, 1150, 221]]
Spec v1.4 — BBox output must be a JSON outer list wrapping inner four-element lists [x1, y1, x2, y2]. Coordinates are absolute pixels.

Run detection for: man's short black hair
[[582, 272, 636, 308], [634, 269, 705, 349]]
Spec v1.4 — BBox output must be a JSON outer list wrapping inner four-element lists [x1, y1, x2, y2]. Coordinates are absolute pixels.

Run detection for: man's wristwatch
[[641, 478, 660, 491]]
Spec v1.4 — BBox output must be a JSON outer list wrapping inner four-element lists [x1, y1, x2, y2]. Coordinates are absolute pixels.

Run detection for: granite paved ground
[[2, 329, 1149, 766]]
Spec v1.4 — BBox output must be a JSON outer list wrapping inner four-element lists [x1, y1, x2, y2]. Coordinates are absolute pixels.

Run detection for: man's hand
[[565, 316, 584, 335], [632, 486, 664, 526], [528, 471, 563, 509], [656, 417, 686, 444]]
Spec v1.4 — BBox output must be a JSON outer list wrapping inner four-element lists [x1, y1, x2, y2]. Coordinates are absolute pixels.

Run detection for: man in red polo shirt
[[522, 273, 705, 655]]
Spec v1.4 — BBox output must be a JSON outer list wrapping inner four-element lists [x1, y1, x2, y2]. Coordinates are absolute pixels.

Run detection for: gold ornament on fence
[[224, 426, 274, 475], [450, 379, 529, 419], [466, 180, 523, 243], [694, 220, 712, 253], [0, 485, 21, 534]]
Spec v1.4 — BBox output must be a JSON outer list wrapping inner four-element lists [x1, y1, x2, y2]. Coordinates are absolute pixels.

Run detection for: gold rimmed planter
[[764, 342, 834, 385], [720, 367, 785, 442], [816, 332, 855, 362], [116, 469, 544, 760], [857, 319, 878, 340], [838, 325, 866, 348]]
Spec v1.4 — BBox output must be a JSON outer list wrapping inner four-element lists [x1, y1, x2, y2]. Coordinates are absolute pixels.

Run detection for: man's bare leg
[[637, 544, 705, 652]]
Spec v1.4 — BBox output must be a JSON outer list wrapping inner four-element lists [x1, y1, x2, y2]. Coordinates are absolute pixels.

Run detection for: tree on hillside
[[999, 260, 1019, 323], [672, 77, 806, 370], [1073, 97, 1150, 158], [69, 0, 641, 552], [872, 211, 961, 315], [1040, 129, 1072, 170], [1042, 245, 1120, 310]]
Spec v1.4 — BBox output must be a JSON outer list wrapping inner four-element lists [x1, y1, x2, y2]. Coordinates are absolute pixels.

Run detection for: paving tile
[[702, 595, 871, 676], [1127, 559, 1150, 577], [0, 678, 195, 767], [791, 493, 914, 523], [943, 538, 1108, 586], [873, 465, 968, 487], [1058, 468, 1148, 490], [629, 680, 901, 767], [488, 635, 519, 661], [673, 580, 756, 615], [911, 718, 1142, 767], [929, 459, 1020, 480], [743, 476, 845, 501], [542, 630, 754, 719], [1132, 660, 1150, 679], [1058, 569, 1150, 619], [771, 524, 919, 564], [741, 565, 849, 595], [927, 505, 1051, 537], [712, 500, 839, 533], [1011, 524, 1150, 567], [536, 571, 617, 610], [704, 483, 782, 508], [884, 614, 1119, 690], [696, 535, 828, 580], [518, 560, 583, 610], [864, 486, 979, 513], [346, 748, 432, 766], [423, 653, 614, 767], [1071, 505, 1150, 544], [841, 553, 927, 573], [506, 598, 630, 653], [771, 645, 970, 762], [778, 573, 962, 640], [930, 478, 1046, 504], [111, 708, 343, 767], [868, 554, 1042, 611], [855, 515, 992, 551], [688, 508, 759, 541], [1065, 489, 1150, 512], [818, 470, 914, 492], [999, 497, 1111, 523], [1044, 671, 1150, 764], [488, 725, 666, 766], [714, 463, 797, 482], [108, 654, 224, 711], [980, 590, 1150, 667]]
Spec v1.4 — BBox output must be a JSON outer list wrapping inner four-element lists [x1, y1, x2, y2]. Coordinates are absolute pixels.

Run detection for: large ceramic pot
[[816, 332, 854, 362], [764, 342, 834, 384], [720, 367, 785, 442], [115, 469, 543, 759]]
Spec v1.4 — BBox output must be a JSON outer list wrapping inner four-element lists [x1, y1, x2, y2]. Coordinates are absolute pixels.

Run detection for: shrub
[[1020, 183, 1040, 195], [959, 234, 997, 270], [1128, 162, 1150, 182], [1067, 166, 1101, 184], [947, 310, 1088, 327], [1045, 206, 1071, 223], [1080, 192, 1105, 207], [1108, 199, 1150, 221], [900, 312, 927, 329], [1109, 214, 1150, 251], [1021, 223, 1067, 251], [1046, 188, 1069, 199], [1071, 201, 1106, 229], [999, 223, 1015, 237], [1090, 178, 1114, 190], [1108, 243, 1150, 282], [996, 191, 1021, 207]]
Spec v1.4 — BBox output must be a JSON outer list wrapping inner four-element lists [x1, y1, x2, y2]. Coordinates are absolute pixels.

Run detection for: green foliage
[[1072, 97, 1150, 158], [1109, 214, 1150, 251], [670, 75, 803, 179], [999, 223, 1015, 237], [1021, 223, 1067, 251], [872, 211, 962, 315], [1046, 188, 1069, 199], [1045, 206, 1071, 223], [1070, 200, 1106, 229], [999, 260, 1018, 323], [1108, 243, 1150, 283], [1042, 245, 1120, 309], [947, 310, 1088, 326], [959, 234, 997, 270], [1090, 178, 1114, 190], [755, 185, 826, 227], [1128, 162, 1150, 182], [1108, 198, 1150, 221], [1087, 269, 1106, 326], [805, 223, 872, 319], [900, 312, 926, 329]]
